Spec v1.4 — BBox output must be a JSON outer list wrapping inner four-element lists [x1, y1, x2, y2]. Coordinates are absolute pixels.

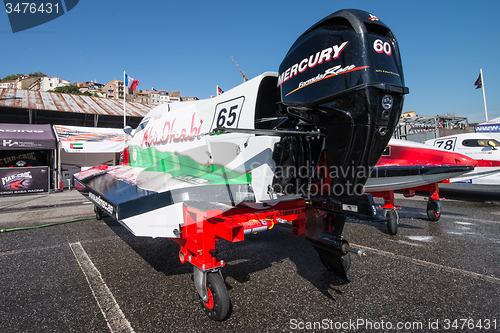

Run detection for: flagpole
[[480, 69, 488, 122], [123, 71, 127, 145], [123, 71, 127, 128]]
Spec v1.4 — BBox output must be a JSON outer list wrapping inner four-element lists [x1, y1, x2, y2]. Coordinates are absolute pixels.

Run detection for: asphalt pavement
[[0, 187, 499, 332]]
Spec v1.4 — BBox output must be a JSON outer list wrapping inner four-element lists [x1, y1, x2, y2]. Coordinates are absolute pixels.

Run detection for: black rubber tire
[[200, 273, 230, 321], [94, 206, 102, 220], [427, 200, 441, 221], [385, 209, 398, 235]]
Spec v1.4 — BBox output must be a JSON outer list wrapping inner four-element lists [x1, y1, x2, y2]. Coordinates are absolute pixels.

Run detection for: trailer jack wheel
[[384, 209, 399, 235], [94, 206, 102, 220], [199, 272, 230, 321], [426, 200, 441, 221]]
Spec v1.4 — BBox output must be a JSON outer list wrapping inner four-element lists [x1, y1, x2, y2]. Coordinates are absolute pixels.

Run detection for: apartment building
[[103, 79, 125, 100], [1, 73, 196, 104], [39, 77, 70, 91], [14, 76, 70, 91], [182, 96, 199, 102], [158, 90, 181, 104], [0, 81, 15, 88]]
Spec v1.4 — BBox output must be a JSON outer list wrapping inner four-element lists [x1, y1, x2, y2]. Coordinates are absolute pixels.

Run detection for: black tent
[[0, 123, 56, 152], [0, 124, 57, 195]]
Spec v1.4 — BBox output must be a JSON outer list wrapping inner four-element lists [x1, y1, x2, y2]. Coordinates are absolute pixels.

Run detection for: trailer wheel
[[200, 272, 230, 321], [384, 209, 398, 235], [427, 200, 441, 221], [94, 206, 102, 220]]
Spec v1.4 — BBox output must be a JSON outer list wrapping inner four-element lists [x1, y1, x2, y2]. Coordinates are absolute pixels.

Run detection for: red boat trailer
[[173, 198, 306, 271], [169, 198, 306, 320]]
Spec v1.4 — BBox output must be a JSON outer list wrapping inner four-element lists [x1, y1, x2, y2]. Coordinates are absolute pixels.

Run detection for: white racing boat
[[425, 133, 500, 185]]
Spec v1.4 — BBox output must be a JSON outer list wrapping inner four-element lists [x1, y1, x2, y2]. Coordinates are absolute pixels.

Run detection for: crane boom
[[230, 57, 248, 82]]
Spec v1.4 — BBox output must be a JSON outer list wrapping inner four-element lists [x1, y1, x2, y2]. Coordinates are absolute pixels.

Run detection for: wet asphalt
[[0, 186, 499, 332]]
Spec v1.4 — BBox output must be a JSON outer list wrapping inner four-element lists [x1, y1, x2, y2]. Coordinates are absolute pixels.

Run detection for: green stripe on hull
[[128, 147, 251, 185]]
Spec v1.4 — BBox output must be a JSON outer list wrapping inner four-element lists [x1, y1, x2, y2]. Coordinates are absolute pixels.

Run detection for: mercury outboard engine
[[273, 9, 409, 279]]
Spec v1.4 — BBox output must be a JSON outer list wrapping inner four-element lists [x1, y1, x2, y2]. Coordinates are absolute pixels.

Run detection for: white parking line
[[69, 242, 135, 333], [457, 217, 500, 224], [0, 244, 62, 257], [352, 243, 500, 285], [0, 236, 118, 257]]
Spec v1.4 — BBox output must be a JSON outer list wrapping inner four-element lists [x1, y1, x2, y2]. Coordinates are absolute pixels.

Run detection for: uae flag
[[70, 143, 83, 149]]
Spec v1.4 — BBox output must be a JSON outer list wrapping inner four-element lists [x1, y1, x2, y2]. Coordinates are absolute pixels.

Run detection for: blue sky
[[1, 1, 499, 123]]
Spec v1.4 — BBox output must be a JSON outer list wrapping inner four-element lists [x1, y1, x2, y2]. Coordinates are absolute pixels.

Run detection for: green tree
[[48, 85, 82, 95], [28, 71, 46, 77], [1, 72, 46, 82], [1, 74, 23, 82]]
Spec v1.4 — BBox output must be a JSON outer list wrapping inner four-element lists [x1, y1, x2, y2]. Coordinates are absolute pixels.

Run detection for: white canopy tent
[[53, 125, 128, 188]]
